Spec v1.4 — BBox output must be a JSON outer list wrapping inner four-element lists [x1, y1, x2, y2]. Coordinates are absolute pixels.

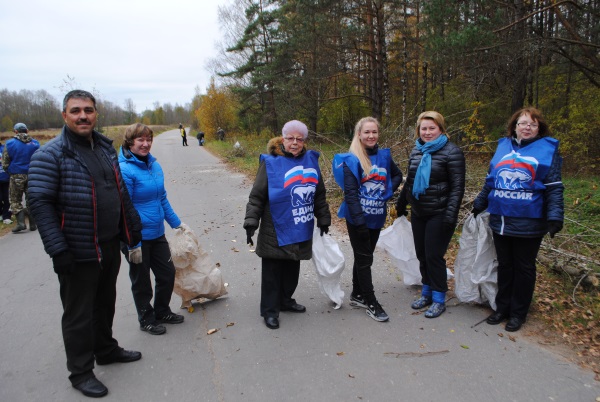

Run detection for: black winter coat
[[397, 139, 465, 226], [244, 137, 331, 260], [28, 127, 142, 262]]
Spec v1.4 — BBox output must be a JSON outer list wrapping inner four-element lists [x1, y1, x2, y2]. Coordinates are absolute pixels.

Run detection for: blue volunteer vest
[[261, 150, 321, 246], [333, 149, 393, 229], [6, 138, 40, 174], [486, 137, 558, 218]]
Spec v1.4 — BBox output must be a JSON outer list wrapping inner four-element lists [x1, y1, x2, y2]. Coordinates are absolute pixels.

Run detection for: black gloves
[[52, 251, 75, 275], [471, 208, 483, 218], [547, 221, 563, 238], [318, 225, 329, 236], [246, 227, 257, 246], [396, 205, 408, 217]]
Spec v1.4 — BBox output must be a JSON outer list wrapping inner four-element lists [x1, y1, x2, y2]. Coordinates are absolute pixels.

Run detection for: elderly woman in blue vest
[[473, 107, 563, 332], [244, 120, 331, 330], [119, 123, 188, 335], [396, 111, 465, 318], [333, 117, 403, 322]]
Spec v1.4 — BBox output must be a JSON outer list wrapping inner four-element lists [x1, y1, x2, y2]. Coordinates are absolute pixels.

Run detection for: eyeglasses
[[284, 137, 305, 143], [517, 122, 538, 129]]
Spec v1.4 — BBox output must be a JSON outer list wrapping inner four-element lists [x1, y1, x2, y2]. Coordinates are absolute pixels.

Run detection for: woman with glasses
[[244, 120, 331, 329], [473, 107, 564, 332], [333, 117, 403, 322], [396, 111, 465, 319]]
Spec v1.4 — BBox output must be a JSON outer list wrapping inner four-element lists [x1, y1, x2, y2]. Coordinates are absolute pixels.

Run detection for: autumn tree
[[194, 79, 239, 139]]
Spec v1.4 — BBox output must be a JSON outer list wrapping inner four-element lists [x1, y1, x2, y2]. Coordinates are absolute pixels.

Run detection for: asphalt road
[[0, 128, 598, 401]]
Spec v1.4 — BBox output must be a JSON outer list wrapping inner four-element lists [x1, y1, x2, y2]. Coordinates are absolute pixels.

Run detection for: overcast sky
[[0, 0, 231, 112]]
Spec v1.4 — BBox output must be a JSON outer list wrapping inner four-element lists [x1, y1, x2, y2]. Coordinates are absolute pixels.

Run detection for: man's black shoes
[[73, 377, 108, 398], [280, 303, 306, 313], [264, 317, 279, 329], [96, 348, 142, 365]]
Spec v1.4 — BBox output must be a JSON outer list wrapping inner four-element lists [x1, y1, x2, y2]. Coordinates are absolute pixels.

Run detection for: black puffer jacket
[[28, 127, 142, 262], [244, 137, 331, 260], [397, 139, 465, 225]]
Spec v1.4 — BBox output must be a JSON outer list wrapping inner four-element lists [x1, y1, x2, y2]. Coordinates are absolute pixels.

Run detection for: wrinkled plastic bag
[[377, 216, 422, 285], [454, 212, 498, 310], [169, 225, 200, 269], [168, 226, 228, 308], [311, 226, 345, 309]]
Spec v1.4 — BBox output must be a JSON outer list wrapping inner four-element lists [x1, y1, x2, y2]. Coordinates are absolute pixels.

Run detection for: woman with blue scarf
[[396, 111, 465, 318]]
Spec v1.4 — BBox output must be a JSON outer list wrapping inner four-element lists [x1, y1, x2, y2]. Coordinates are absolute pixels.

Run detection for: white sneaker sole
[[366, 310, 389, 322]]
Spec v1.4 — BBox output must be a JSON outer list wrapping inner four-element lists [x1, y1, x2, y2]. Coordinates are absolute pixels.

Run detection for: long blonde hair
[[349, 117, 380, 174]]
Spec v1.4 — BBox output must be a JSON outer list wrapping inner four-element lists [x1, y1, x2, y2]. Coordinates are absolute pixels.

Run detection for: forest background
[[0, 0, 598, 376]]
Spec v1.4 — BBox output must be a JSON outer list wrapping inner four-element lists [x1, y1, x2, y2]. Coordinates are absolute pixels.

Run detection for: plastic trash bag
[[168, 226, 228, 309], [454, 212, 498, 310], [376, 216, 422, 285], [311, 226, 345, 309]]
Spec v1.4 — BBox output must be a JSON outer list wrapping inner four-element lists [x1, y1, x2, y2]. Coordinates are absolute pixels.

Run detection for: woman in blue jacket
[[333, 117, 402, 322], [119, 123, 188, 335], [473, 107, 564, 332]]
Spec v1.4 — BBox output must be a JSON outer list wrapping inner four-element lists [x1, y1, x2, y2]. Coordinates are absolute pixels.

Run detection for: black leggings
[[410, 213, 453, 293], [346, 222, 381, 303]]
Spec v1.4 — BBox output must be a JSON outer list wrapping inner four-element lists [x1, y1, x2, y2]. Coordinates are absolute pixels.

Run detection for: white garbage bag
[[376, 216, 422, 286], [168, 226, 228, 308], [311, 226, 345, 309], [454, 212, 498, 310]]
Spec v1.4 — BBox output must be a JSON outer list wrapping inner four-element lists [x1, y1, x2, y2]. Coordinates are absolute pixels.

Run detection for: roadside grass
[[205, 133, 600, 376]]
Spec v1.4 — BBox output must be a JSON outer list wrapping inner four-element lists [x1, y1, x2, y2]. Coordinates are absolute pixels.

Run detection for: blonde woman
[[333, 117, 403, 322]]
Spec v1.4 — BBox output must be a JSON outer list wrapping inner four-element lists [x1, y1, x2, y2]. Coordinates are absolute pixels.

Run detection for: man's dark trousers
[[58, 237, 121, 385]]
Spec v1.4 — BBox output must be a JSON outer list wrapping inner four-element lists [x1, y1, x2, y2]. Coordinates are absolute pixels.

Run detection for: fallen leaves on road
[[460, 345, 469, 349], [508, 335, 517, 342], [226, 322, 235, 327], [337, 351, 345, 356], [207, 328, 219, 335], [348, 374, 355, 378]]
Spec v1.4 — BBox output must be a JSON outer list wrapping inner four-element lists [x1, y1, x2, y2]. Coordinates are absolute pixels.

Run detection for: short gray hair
[[282, 120, 308, 139]]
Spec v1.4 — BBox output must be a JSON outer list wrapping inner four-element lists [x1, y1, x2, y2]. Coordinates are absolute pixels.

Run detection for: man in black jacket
[[28, 90, 143, 398]]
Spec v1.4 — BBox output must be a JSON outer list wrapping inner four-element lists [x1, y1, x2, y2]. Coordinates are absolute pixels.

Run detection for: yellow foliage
[[194, 79, 239, 140]]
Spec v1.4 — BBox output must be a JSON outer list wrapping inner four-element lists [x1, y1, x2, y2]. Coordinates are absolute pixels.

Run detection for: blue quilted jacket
[[118, 147, 181, 246], [28, 127, 142, 261]]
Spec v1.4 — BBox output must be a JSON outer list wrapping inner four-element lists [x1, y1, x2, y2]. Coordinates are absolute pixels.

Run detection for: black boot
[[28, 211, 37, 231], [12, 211, 27, 233]]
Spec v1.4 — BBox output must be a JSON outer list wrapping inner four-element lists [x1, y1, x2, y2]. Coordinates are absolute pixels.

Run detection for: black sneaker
[[349, 293, 368, 309], [366, 301, 389, 322], [157, 312, 185, 324], [140, 322, 166, 335]]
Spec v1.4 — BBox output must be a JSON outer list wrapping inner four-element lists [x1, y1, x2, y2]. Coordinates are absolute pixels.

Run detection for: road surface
[[0, 128, 598, 401]]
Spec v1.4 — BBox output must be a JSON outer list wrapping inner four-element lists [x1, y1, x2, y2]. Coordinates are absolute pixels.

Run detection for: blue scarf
[[412, 134, 448, 199]]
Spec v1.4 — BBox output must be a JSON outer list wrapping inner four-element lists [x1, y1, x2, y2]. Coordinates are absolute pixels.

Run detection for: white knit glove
[[129, 247, 143, 264]]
